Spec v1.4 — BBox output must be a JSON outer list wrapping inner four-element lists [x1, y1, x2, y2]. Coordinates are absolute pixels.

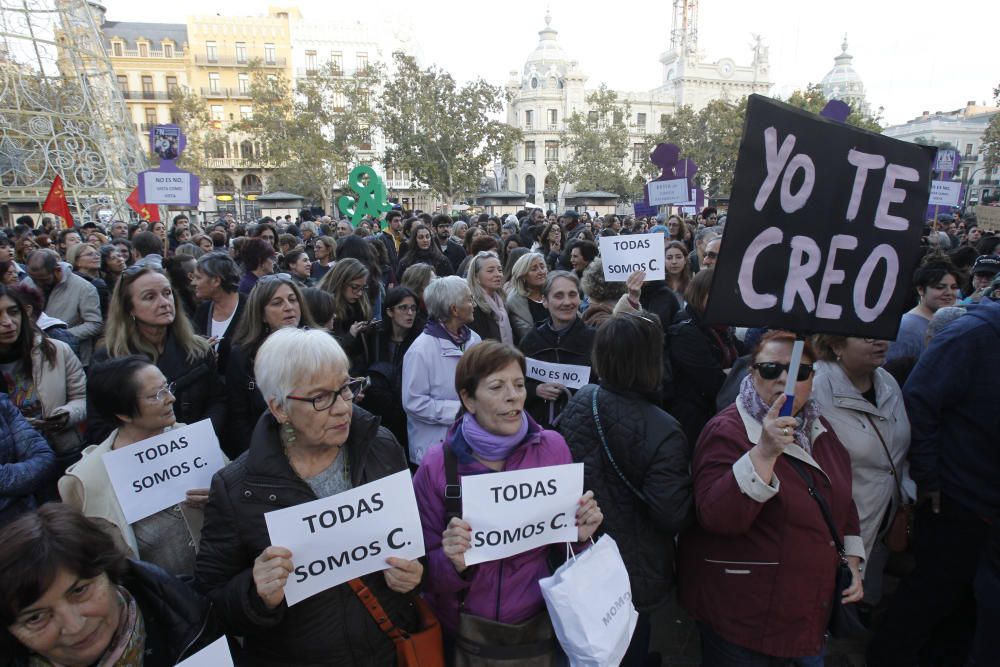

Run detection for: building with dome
[[504, 5, 771, 209], [820, 36, 868, 115]]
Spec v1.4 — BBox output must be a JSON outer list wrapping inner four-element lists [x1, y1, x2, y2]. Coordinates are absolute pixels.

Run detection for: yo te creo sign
[[704, 95, 934, 340]]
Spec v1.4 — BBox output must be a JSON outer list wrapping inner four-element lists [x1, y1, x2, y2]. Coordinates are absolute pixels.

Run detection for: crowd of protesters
[[0, 205, 997, 666]]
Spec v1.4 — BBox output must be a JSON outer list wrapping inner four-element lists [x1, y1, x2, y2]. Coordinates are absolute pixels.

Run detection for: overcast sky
[[102, 0, 998, 126]]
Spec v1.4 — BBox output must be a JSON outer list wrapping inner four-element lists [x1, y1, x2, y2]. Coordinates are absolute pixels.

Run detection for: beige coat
[[30, 335, 87, 454], [812, 361, 913, 563], [59, 425, 203, 558]]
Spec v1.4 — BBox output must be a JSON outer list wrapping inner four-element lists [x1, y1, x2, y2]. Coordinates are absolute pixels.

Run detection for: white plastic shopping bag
[[539, 534, 638, 666]]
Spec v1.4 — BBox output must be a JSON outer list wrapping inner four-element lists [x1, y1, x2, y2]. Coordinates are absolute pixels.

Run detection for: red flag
[[126, 186, 161, 223], [42, 175, 74, 227]]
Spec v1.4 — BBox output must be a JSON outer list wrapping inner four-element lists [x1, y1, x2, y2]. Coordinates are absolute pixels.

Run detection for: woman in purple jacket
[[413, 341, 603, 664], [677, 331, 864, 666]]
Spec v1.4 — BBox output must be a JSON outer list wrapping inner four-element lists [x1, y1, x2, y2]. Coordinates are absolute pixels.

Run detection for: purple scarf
[[461, 412, 529, 462], [737, 373, 820, 454], [424, 319, 472, 348]]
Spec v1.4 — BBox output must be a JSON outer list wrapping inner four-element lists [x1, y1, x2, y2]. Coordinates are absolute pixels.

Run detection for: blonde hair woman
[[504, 251, 548, 344], [466, 250, 513, 344]]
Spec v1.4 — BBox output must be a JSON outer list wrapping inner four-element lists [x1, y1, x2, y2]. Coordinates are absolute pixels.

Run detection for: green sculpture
[[337, 165, 393, 227]]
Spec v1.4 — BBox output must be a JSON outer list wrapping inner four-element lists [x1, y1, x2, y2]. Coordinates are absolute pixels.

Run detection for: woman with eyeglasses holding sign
[[85, 265, 226, 446], [223, 274, 316, 459], [62, 356, 206, 576], [196, 328, 424, 667], [412, 341, 602, 665], [677, 331, 864, 666]]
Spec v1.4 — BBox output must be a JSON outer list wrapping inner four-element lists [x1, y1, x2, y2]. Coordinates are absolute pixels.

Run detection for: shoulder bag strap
[[786, 456, 846, 556], [347, 578, 406, 641], [592, 387, 649, 504], [862, 413, 904, 501]]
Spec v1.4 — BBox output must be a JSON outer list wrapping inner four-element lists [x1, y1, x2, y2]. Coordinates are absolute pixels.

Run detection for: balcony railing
[[194, 54, 285, 68], [122, 90, 171, 101], [199, 87, 252, 99], [118, 48, 186, 59]]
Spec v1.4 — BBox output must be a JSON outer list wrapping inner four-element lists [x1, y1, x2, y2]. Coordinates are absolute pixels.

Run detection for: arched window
[[241, 174, 263, 194], [240, 140, 254, 160], [212, 175, 233, 193], [543, 174, 558, 204], [525, 174, 536, 204]]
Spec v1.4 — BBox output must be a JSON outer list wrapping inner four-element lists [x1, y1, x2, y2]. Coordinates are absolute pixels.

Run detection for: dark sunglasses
[[752, 362, 814, 382]]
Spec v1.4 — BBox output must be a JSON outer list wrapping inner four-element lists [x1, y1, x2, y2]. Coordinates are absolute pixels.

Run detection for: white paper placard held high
[[525, 358, 591, 390], [928, 181, 961, 206], [101, 420, 225, 524], [264, 470, 425, 606], [463, 463, 583, 566], [176, 636, 234, 667], [647, 178, 689, 205], [598, 233, 665, 282]]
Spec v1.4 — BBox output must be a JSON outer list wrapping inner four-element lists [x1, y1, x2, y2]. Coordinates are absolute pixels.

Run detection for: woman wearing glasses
[[811, 334, 912, 607], [364, 287, 421, 456], [196, 328, 423, 666], [320, 257, 376, 376], [677, 331, 864, 665], [224, 274, 316, 458], [61, 357, 207, 576], [86, 265, 226, 446]]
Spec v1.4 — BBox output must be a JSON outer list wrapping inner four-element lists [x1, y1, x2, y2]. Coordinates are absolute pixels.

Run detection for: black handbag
[[787, 458, 867, 639]]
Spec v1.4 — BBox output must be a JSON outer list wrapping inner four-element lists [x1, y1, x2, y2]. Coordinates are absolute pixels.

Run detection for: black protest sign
[[704, 95, 934, 339]]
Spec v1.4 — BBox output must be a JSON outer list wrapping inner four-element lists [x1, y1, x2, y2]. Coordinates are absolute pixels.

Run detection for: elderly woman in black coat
[[196, 328, 423, 666], [559, 312, 692, 667]]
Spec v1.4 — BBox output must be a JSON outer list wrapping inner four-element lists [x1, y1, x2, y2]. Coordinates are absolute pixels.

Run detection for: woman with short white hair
[[402, 276, 481, 465], [196, 328, 424, 666]]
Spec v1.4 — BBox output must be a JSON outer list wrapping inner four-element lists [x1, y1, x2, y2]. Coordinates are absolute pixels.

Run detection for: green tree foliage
[[236, 60, 377, 212], [785, 83, 883, 133], [551, 86, 634, 200], [168, 88, 230, 180], [377, 54, 520, 208], [981, 83, 1000, 172], [644, 98, 746, 198]]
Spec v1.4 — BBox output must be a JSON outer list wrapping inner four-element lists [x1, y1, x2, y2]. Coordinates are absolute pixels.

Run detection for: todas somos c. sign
[[704, 95, 934, 339]]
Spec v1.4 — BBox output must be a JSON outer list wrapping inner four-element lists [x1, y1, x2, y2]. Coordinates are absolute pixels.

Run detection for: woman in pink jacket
[[678, 331, 864, 665]]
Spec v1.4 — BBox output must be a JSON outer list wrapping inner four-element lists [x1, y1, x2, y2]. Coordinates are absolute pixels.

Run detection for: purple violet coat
[[412, 415, 573, 635]]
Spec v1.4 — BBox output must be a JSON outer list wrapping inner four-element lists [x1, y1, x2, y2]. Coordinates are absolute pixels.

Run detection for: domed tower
[[821, 36, 868, 114], [521, 10, 571, 93]]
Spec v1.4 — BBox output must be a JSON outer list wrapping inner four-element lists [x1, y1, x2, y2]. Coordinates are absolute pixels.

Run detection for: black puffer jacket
[[5, 559, 221, 667], [221, 342, 269, 459], [559, 384, 693, 611], [86, 333, 227, 445], [519, 317, 595, 429], [195, 407, 419, 667]]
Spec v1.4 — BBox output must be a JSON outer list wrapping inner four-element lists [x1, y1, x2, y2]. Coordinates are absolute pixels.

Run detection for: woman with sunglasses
[[196, 328, 424, 666], [85, 265, 226, 446], [677, 330, 864, 665], [61, 356, 208, 575], [811, 334, 912, 608], [224, 274, 316, 458]]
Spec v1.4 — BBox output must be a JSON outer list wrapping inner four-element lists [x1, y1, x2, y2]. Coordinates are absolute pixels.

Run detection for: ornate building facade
[[505, 3, 771, 209]]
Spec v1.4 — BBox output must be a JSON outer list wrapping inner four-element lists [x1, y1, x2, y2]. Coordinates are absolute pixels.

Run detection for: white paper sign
[[176, 637, 234, 667], [143, 171, 193, 204], [463, 463, 583, 566], [102, 420, 226, 524], [647, 178, 689, 205], [264, 470, 425, 606], [928, 180, 961, 206], [599, 232, 665, 282], [525, 358, 591, 390]]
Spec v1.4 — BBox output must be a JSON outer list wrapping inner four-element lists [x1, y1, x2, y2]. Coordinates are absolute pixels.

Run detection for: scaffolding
[[0, 0, 147, 225]]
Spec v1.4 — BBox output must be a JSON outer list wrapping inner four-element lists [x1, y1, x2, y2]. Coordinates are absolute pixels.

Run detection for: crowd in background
[[0, 203, 997, 666]]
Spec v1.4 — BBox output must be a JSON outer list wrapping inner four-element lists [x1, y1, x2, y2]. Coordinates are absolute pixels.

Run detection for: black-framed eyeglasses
[[287, 377, 370, 411], [346, 281, 368, 294], [752, 362, 814, 382], [391, 304, 418, 313], [704, 251, 719, 260], [144, 381, 176, 404]]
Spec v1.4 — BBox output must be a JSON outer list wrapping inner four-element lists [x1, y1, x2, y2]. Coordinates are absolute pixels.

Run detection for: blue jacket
[[0, 393, 55, 525], [905, 299, 1000, 520]]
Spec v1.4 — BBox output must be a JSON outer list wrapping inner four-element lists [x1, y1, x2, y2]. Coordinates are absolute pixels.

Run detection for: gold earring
[[282, 422, 296, 444]]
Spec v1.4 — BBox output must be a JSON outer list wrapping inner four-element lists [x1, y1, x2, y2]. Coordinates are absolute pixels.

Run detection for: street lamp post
[[963, 166, 986, 212]]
